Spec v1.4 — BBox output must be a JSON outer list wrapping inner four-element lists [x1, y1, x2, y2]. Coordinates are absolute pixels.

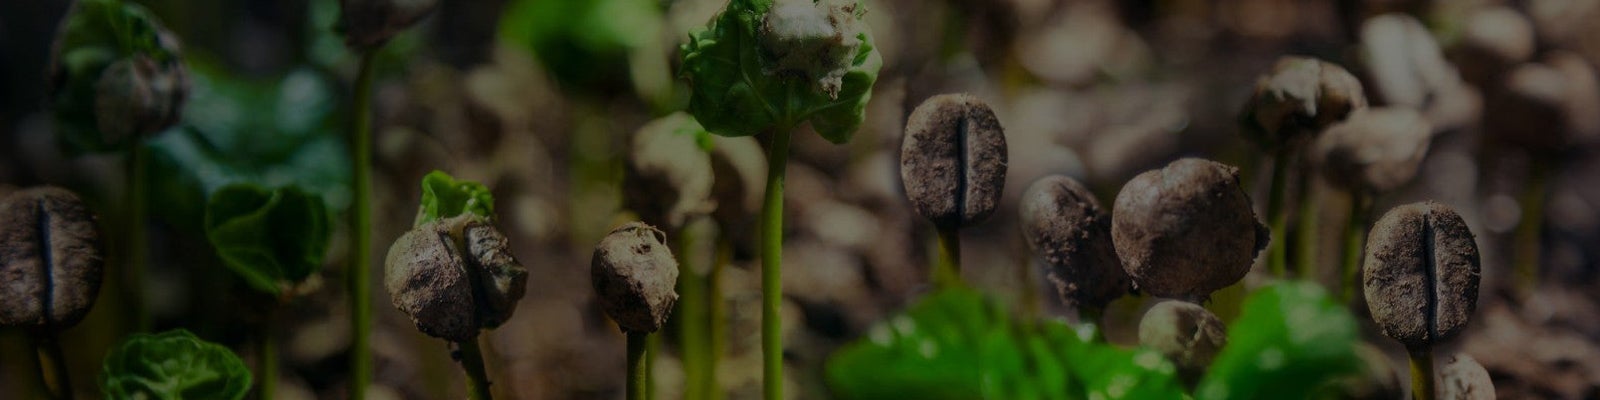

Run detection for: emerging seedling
[[1238, 56, 1367, 277], [901, 93, 1008, 285], [1112, 158, 1268, 301], [1439, 354, 1495, 400], [0, 187, 104, 400], [1310, 107, 1432, 300], [1019, 175, 1128, 327], [624, 112, 716, 231], [101, 329, 252, 400], [592, 222, 680, 400], [1362, 201, 1481, 400], [386, 172, 526, 400], [1138, 300, 1226, 387]]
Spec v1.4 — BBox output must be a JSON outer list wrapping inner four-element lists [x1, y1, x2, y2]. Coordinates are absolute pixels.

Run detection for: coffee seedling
[[1239, 56, 1367, 277], [1310, 107, 1432, 300], [1019, 175, 1128, 326], [1363, 201, 1481, 400], [624, 112, 715, 231], [1439, 354, 1494, 400], [1112, 158, 1268, 301], [680, 0, 881, 395], [0, 187, 104, 400], [101, 330, 252, 400], [901, 93, 1008, 285], [592, 222, 680, 400], [1138, 300, 1225, 387]]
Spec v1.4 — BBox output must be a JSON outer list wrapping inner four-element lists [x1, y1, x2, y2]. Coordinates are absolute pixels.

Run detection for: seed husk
[[623, 113, 715, 231], [1311, 107, 1433, 194], [1138, 300, 1226, 386], [1239, 56, 1368, 148], [1439, 353, 1495, 400], [900, 93, 1008, 230], [1112, 158, 1268, 300], [1363, 201, 1480, 349], [385, 216, 528, 341], [591, 222, 679, 333], [1019, 175, 1128, 310], [0, 187, 105, 330]]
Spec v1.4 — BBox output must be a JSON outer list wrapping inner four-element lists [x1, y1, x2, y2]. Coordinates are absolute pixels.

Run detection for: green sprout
[[101, 329, 252, 400]]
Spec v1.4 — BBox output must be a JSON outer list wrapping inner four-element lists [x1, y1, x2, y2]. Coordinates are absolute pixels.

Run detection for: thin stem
[[32, 333, 73, 400], [760, 127, 793, 400], [1265, 148, 1291, 277], [626, 332, 649, 400], [1294, 168, 1318, 279], [257, 328, 277, 400], [126, 142, 149, 331], [1339, 191, 1369, 302], [458, 336, 494, 400], [676, 231, 706, 400], [645, 333, 658, 400], [706, 233, 729, 400], [934, 227, 962, 287], [1408, 348, 1435, 400], [1514, 160, 1550, 295], [348, 49, 379, 400]]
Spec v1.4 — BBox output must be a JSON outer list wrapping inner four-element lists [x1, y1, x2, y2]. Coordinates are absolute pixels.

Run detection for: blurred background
[[3, 0, 1600, 398]]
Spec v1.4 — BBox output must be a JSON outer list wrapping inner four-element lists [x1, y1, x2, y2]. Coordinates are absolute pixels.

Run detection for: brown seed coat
[[0, 187, 104, 330], [1363, 201, 1480, 349], [591, 222, 679, 333], [900, 93, 1008, 230], [1112, 158, 1267, 300], [1019, 175, 1129, 310]]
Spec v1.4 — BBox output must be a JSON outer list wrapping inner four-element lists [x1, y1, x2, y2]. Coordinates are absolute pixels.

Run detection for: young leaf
[[205, 184, 331, 295], [679, 0, 882, 143], [825, 288, 1184, 400], [102, 329, 252, 400], [1196, 282, 1364, 400], [414, 170, 496, 227]]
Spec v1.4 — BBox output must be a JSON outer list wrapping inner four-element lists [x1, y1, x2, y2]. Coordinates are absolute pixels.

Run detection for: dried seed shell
[[1138, 300, 1226, 386], [591, 222, 679, 333], [1019, 175, 1129, 310]]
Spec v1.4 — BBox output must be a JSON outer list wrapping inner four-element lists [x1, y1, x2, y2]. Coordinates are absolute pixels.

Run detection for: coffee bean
[[1138, 300, 1226, 386], [0, 187, 104, 330], [900, 94, 1008, 230], [1239, 57, 1368, 148], [1363, 201, 1480, 349], [591, 222, 679, 333], [1019, 175, 1128, 310], [1112, 158, 1268, 300], [385, 215, 528, 342], [1311, 107, 1432, 193]]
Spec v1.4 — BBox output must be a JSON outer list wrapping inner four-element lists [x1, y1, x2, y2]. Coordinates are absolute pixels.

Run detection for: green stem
[[257, 328, 277, 400], [1514, 161, 1549, 295], [1294, 167, 1318, 280], [348, 49, 379, 400], [627, 332, 649, 400], [676, 231, 706, 400], [706, 234, 729, 400], [934, 227, 962, 287], [126, 142, 149, 331], [31, 333, 72, 400], [1339, 192, 1369, 303], [1265, 149, 1291, 278], [645, 333, 658, 400], [1408, 348, 1435, 400], [760, 127, 792, 400], [458, 336, 494, 400]]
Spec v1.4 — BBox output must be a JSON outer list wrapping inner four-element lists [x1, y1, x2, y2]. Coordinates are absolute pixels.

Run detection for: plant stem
[[676, 231, 706, 400], [458, 336, 494, 400], [126, 142, 149, 331], [706, 233, 729, 400], [1514, 160, 1549, 295], [348, 49, 379, 400], [1294, 168, 1319, 280], [645, 332, 658, 400], [31, 333, 72, 400], [1265, 148, 1291, 278], [760, 127, 792, 400], [1408, 348, 1435, 400], [627, 332, 649, 400], [257, 328, 277, 400], [1339, 191, 1369, 302], [934, 227, 962, 287]]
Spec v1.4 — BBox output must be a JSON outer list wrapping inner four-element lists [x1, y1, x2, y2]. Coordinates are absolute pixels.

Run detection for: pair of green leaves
[[680, 0, 882, 143], [414, 170, 496, 227], [205, 184, 330, 296], [825, 282, 1362, 399], [102, 329, 252, 400]]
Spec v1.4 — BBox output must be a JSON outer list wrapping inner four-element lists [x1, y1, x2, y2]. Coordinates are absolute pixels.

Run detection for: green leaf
[[1196, 282, 1364, 400], [205, 184, 331, 295], [679, 0, 882, 143], [102, 329, 252, 400], [825, 288, 1184, 400], [50, 0, 184, 154], [414, 170, 496, 227]]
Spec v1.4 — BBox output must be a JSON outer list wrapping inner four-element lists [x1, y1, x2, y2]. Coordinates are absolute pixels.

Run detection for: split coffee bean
[[1363, 201, 1480, 349], [900, 93, 1008, 230], [0, 187, 105, 330]]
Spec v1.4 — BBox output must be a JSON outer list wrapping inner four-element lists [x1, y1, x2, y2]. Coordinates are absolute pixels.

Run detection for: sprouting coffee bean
[[1112, 158, 1268, 300], [1138, 300, 1226, 386], [94, 55, 188, 144], [900, 93, 1008, 230], [1019, 175, 1129, 310], [1363, 201, 1480, 349], [591, 222, 679, 333], [623, 113, 715, 231], [1239, 56, 1368, 148], [337, 0, 439, 49], [1439, 353, 1494, 400], [0, 187, 104, 330], [386, 216, 528, 342], [1310, 107, 1432, 194]]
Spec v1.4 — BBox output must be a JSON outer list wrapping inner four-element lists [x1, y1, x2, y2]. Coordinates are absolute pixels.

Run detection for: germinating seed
[[760, 0, 864, 98], [1239, 56, 1368, 147], [591, 222, 679, 333], [336, 0, 440, 49], [0, 187, 104, 330], [1138, 300, 1225, 385], [1019, 175, 1128, 310], [93, 56, 188, 144], [900, 93, 1008, 230], [1311, 107, 1432, 193], [386, 215, 528, 342], [1439, 353, 1495, 400], [623, 113, 715, 230], [1363, 201, 1480, 349], [1112, 158, 1268, 300]]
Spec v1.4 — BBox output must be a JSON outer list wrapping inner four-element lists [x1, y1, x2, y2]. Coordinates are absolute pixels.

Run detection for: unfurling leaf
[[415, 170, 496, 227], [205, 184, 330, 295], [102, 329, 252, 400]]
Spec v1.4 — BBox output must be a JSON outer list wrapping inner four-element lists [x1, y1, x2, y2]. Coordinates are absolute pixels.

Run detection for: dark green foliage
[[205, 184, 331, 296], [102, 329, 252, 400]]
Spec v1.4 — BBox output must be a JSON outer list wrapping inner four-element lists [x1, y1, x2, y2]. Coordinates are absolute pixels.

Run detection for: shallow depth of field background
[[3, 0, 1600, 398]]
